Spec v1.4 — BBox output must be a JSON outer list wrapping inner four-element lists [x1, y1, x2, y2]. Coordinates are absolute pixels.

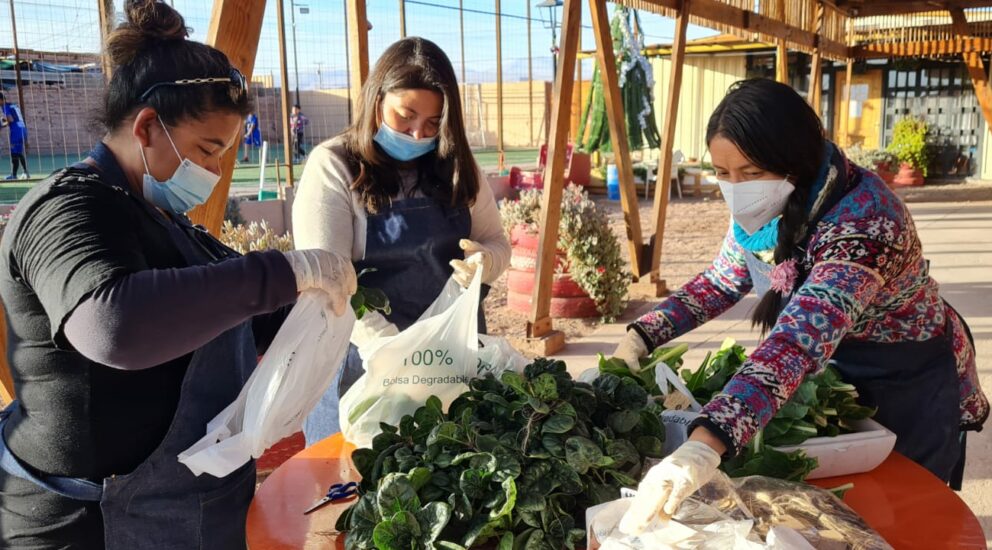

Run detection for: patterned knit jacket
[[630, 161, 988, 454]]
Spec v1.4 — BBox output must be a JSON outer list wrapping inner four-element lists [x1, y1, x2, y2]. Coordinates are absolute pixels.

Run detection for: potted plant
[[499, 185, 631, 321], [887, 117, 931, 187], [845, 145, 898, 186]]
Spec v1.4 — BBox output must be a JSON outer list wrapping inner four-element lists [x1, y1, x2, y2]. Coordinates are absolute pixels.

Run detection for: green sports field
[[0, 148, 538, 205]]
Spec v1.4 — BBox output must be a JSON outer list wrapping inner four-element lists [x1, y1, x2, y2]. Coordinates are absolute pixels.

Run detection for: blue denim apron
[[304, 195, 482, 445], [0, 143, 259, 548], [744, 252, 964, 485]]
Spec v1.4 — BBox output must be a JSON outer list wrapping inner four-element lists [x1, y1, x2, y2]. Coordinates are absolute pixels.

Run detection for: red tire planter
[[506, 290, 600, 318], [506, 224, 599, 318], [892, 162, 924, 187]]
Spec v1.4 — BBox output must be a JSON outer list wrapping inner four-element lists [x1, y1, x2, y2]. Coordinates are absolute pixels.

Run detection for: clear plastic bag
[[339, 271, 485, 448], [179, 291, 355, 477], [587, 472, 892, 550]]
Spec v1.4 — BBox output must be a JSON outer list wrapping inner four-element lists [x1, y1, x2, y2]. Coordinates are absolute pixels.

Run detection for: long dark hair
[[706, 78, 826, 333], [98, 0, 252, 130], [342, 37, 480, 213]]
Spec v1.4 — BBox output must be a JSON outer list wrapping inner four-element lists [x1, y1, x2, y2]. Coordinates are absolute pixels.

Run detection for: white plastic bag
[[179, 291, 355, 477], [477, 334, 528, 378], [339, 270, 483, 448]]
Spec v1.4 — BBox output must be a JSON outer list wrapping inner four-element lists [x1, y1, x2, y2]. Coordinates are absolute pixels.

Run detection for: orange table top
[[246, 434, 986, 550]]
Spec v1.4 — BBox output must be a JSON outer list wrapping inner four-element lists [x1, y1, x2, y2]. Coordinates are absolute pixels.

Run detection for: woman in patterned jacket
[[616, 78, 987, 534]]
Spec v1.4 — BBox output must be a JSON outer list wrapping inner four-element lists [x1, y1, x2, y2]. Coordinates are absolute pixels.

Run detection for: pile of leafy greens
[[338, 359, 666, 550], [598, 339, 876, 482]]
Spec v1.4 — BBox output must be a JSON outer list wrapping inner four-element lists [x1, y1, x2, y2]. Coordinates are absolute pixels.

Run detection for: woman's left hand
[[450, 239, 493, 288], [618, 431, 725, 535]]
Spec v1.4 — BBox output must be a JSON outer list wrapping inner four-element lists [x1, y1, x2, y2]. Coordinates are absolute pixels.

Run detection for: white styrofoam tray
[[772, 418, 897, 480]]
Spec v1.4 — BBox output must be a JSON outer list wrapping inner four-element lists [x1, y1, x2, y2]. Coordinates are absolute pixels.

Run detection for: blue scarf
[[733, 142, 836, 253]]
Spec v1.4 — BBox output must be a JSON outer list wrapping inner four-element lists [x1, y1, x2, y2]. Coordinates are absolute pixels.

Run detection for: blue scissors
[[303, 481, 359, 515]]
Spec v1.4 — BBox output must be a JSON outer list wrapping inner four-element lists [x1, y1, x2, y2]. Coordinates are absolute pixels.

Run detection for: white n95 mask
[[718, 178, 795, 235]]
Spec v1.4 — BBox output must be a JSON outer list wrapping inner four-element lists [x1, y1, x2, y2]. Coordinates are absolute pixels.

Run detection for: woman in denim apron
[[0, 2, 354, 547], [294, 37, 511, 446], [612, 79, 988, 533]]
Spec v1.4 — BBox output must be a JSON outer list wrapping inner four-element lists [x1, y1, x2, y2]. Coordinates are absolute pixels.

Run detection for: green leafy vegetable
[[340, 358, 665, 549]]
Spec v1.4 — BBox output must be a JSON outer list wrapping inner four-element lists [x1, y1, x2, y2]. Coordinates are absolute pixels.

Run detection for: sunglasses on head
[[139, 67, 247, 103]]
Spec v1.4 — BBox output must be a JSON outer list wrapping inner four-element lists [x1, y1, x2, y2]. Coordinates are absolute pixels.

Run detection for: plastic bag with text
[[339, 270, 490, 448], [179, 291, 355, 477], [586, 472, 891, 549]]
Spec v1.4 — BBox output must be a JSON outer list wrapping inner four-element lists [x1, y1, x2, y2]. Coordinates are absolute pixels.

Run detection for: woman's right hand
[[284, 249, 358, 316], [613, 330, 649, 372]]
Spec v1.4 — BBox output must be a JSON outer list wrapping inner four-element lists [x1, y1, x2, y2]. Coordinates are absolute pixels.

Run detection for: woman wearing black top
[[0, 1, 355, 548]]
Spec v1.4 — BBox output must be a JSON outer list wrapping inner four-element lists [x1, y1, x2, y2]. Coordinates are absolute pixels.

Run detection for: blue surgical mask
[[373, 121, 438, 161], [138, 117, 220, 214]]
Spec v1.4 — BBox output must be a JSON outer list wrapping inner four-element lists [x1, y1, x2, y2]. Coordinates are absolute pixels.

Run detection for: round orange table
[[246, 434, 986, 549]]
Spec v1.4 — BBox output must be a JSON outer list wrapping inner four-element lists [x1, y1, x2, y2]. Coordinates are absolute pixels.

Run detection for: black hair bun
[[105, 0, 189, 66]]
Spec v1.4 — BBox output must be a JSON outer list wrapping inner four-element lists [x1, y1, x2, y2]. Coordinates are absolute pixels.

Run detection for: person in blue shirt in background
[[1, 91, 31, 180], [241, 111, 261, 163]]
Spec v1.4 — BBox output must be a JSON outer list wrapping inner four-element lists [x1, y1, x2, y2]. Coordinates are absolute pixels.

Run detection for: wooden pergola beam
[[276, 0, 294, 187], [525, 0, 582, 355], [682, 0, 848, 59], [648, 0, 690, 289], [950, 8, 992, 140], [809, 1, 825, 114], [775, 0, 789, 84], [588, 0, 646, 280], [830, 0, 992, 18], [347, 0, 370, 109], [98, 0, 114, 82], [853, 37, 992, 59], [188, 0, 268, 235]]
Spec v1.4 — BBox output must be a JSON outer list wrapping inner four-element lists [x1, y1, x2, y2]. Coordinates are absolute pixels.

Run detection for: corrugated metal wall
[[650, 54, 747, 162]]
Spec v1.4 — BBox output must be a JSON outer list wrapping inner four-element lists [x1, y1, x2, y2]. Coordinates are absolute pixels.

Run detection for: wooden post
[[97, 0, 115, 82], [399, 0, 407, 38], [525, 0, 581, 355], [7, 0, 26, 126], [808, 1, 824, 115], [276, 0, 294, 187], [347, 0, 370, 115], [187, 0, 268, 235], [950, 8, 992, 134], [589, 0, 646, 280], [647, 0, 691, 294], [776, 0, 789, 84], [0, 308, 12, 403], [527, 0, 534, 147], [495, 0, 504, 170], [459, 0, 467, 87], [841, 58, 853, 147]]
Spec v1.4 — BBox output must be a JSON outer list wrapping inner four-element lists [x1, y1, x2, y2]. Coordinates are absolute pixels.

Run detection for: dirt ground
[[484, 193, 731, 342]]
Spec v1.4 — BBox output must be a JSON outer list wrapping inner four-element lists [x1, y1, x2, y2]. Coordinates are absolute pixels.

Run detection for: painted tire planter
[[506, 224, 599, 318], [892, 162, 925, 187]]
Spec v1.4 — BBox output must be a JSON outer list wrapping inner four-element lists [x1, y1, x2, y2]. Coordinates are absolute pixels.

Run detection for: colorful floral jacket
[[631, 163, 988, 454]]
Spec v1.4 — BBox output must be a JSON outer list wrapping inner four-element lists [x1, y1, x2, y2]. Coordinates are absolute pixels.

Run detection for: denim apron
[[744, 252, 965, 485], [0, 143, 259, 548], [304, 195, 484, 445]]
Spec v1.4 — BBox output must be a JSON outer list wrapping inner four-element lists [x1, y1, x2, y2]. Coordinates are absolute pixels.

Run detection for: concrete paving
[[551, 201, 992, 545]]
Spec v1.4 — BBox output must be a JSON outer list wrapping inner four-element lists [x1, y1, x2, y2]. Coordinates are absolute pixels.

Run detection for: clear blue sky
[[1, 0, 718, 88]]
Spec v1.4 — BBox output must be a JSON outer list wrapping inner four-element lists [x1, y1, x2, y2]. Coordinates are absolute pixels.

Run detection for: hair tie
[[770, 258, 799, 295]]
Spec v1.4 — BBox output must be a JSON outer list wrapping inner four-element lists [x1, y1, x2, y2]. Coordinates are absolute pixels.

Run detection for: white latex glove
[[618, 441, 721, 535], [449, 239, 493, 288], [284, 249, 358, 316], [612, 330, 649, 373]]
